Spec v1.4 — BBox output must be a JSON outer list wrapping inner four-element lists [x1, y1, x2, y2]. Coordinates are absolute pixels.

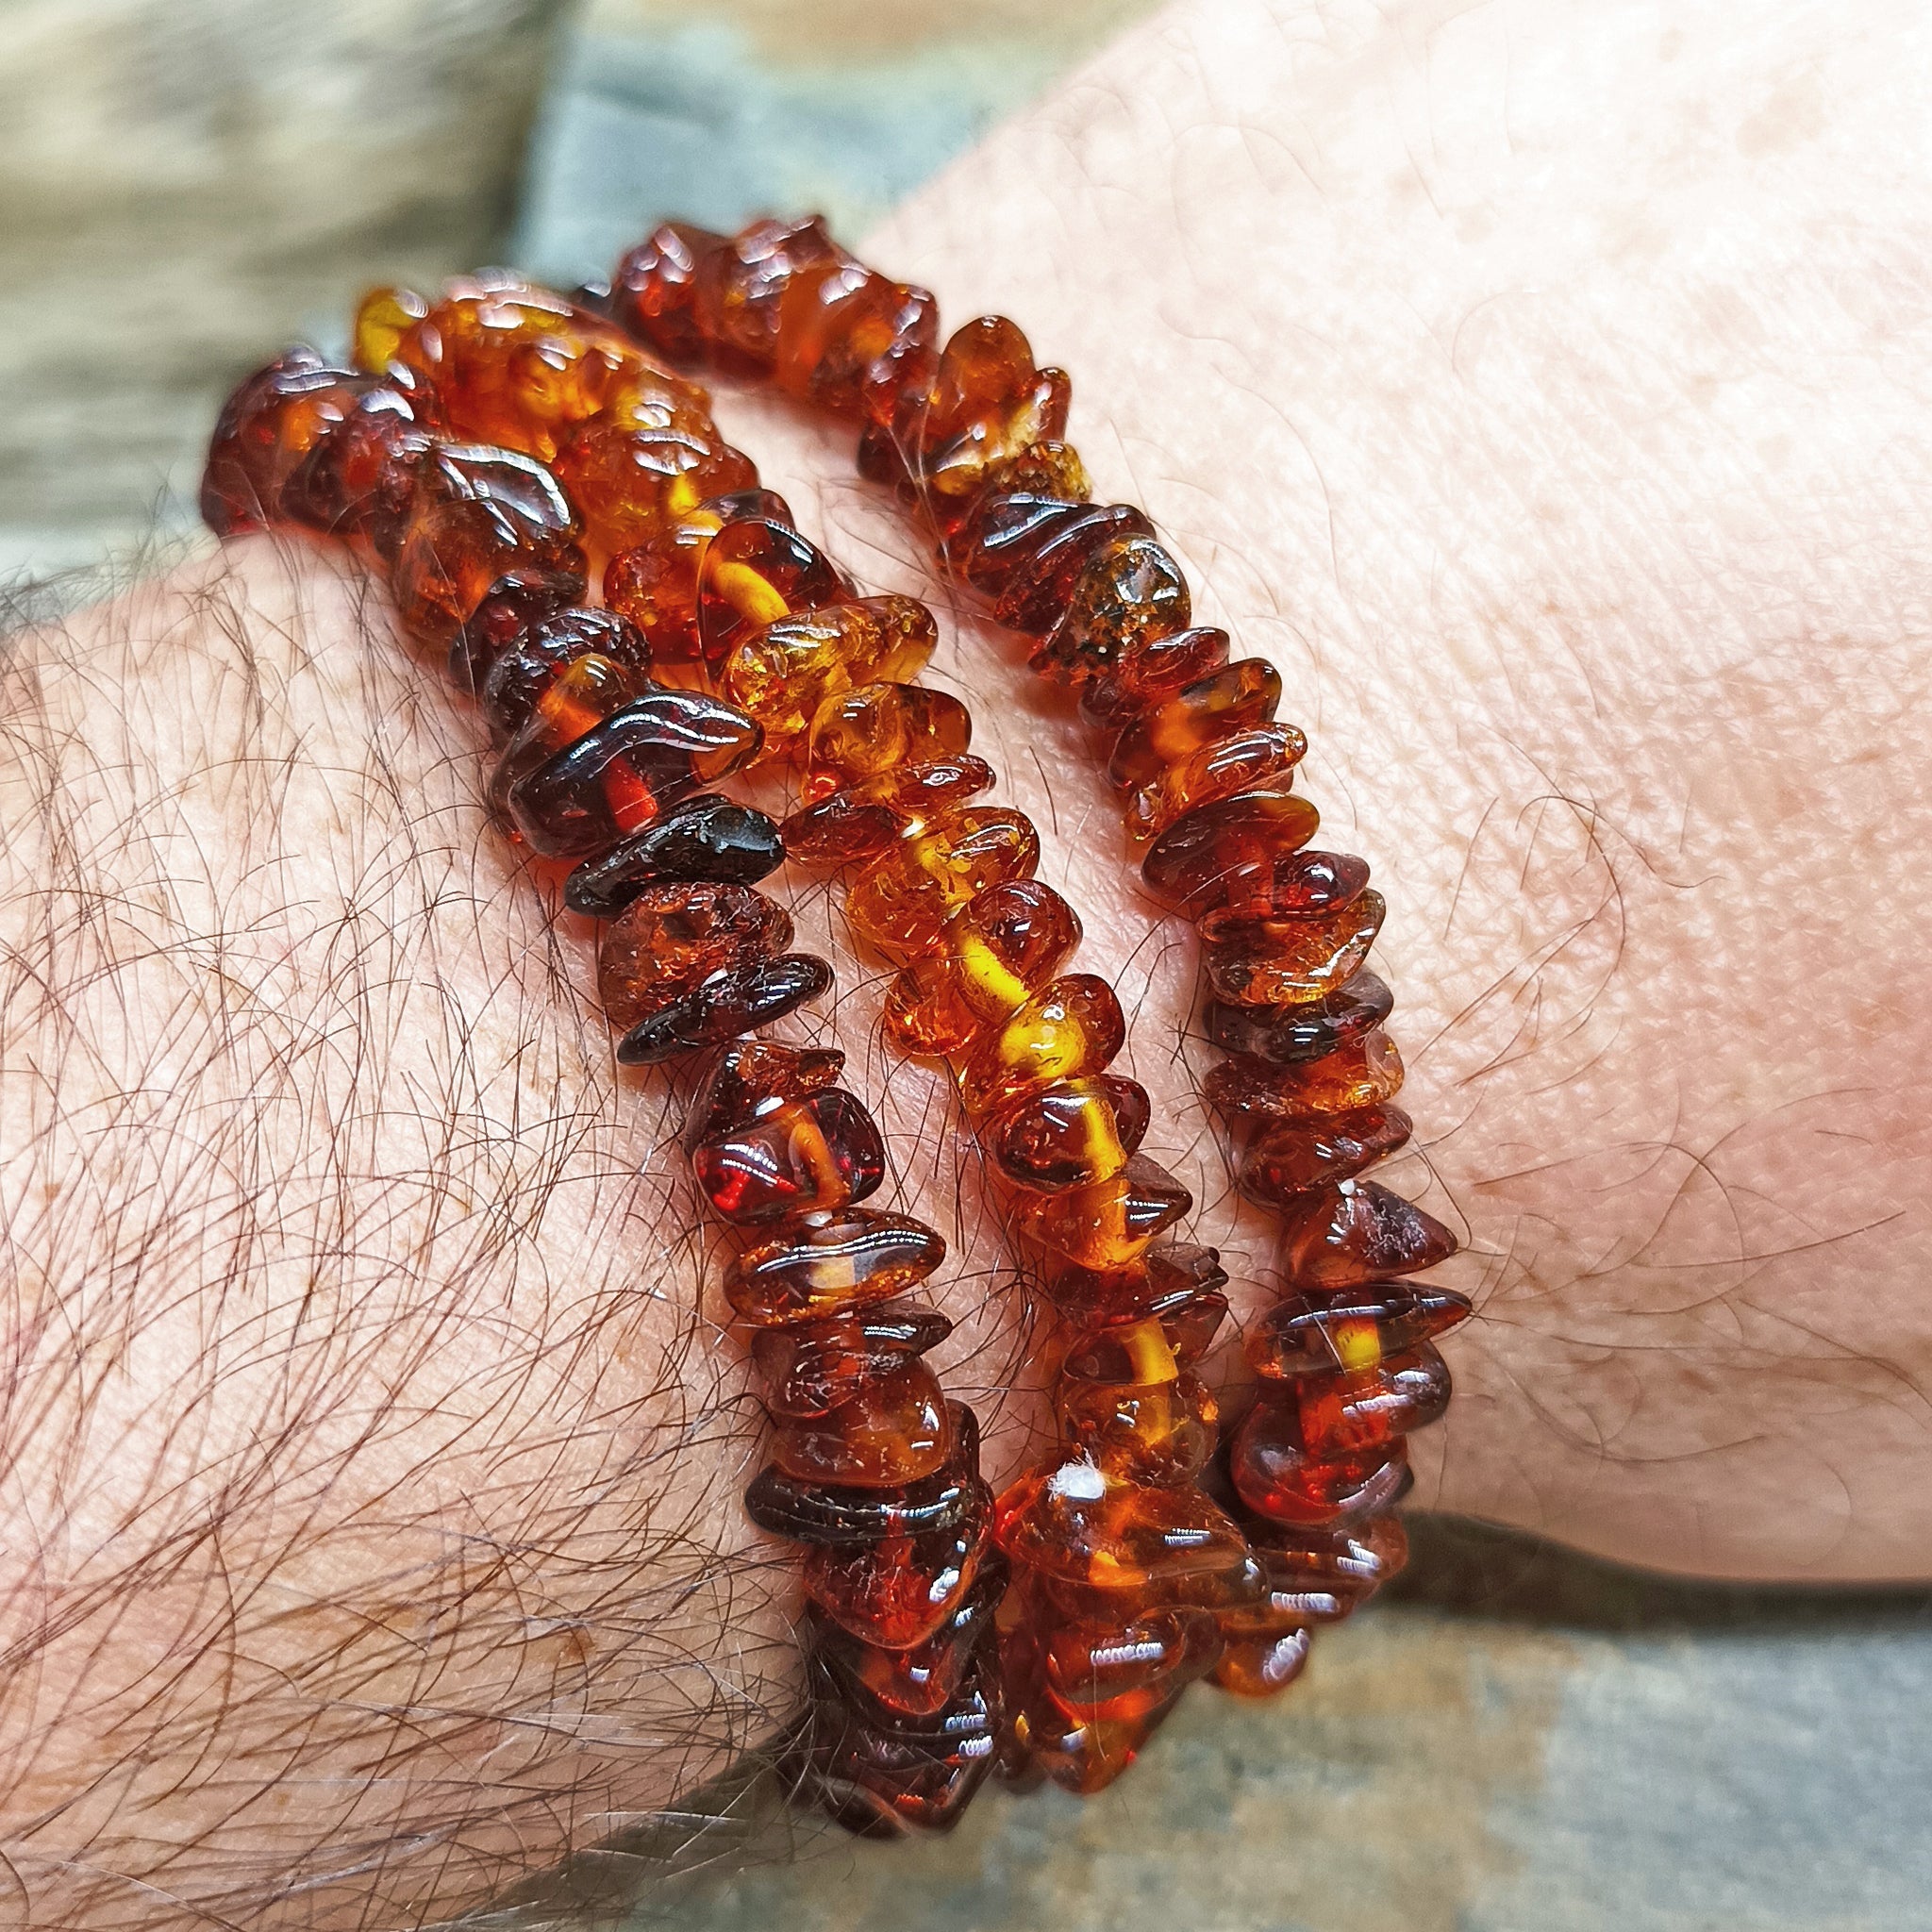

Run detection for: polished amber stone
[[1041, 1607, 1223, 1723], [1282, 1344, 1453, 1457], [1246, 1283, 1471, 1383], [696, 517, 853, 675], [1108, 657, 1284, 791], [722, 594, 937, 752], [1047, 1241, 1229, 1334], [803, 1516, 988, 1647], [797, 1674, 998, 1837], [614, 951, 832, 1064], [595, 882, 789, 1029], [681, 1036, 847, 1151], [284, 388, 433, 560], [985, 1074, 1151, 1191], [1230, 1398, 1413, 1527], [774, 1360, 954, 1488], [1057, 1260, 1231, 1370], [774, 258, 939, 419], [883, 880, 1081, 1057], [350, 285, 430, 374], [750, 1304, 953, 1418], [691, 214, 841, 373], [955, 973, 1125, 1116], [477, 605, 648, 740], [784, 757, 997, 867], [1238, 1104, 1415, 1204], [845, 807, 1042, 963], [487, 651, 646, 821], [609, 220, 719, 364], [1124, 724, 1307, 845], [1055, 1369, 1219, 1484], [806, 1565, 1002, 1719], [1277, 1178, 1458, 1289], [745, 1406, 984, 1544], [988, 504, 1154, 633], [724, 1208, 948, 1327], [1212, 1628, 1312, 1699], [1140, 789, 1322, 918], [1000, 1671, 1172, 1795], [1206, 1038, 1406, 1131], [1247, 847, 1372, 916], [563, 794, 784, 914], [1202, 890, 1387, 1008], [1028, 534, 1192, 687], [1240, 1513, 1410, 1624], [454, 566, 591, 705], [552, 417, 757, 553], [601, 487, 793, 665], [938, 445, 1093, 579], [691, 1089, 886, 1226], [1078, 625, 1233, 729], [1007, 1152, 1191, 1270], [1203, 970, 1391, 1068], [802, 680, 973, 804]]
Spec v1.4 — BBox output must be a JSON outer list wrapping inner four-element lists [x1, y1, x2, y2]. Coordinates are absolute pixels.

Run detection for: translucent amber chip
[[773, 1361, 954, 1487], [1201, 890, 1387, 1008], [783, 756, 996, 867], [1006, 1152, 1191, 1271], [803, 680, 973, 803], [1244, 1284, 1471, 1383], [724, 1208, 948, 1326], [1054, 1370, 1218, 1484], [1108, 657, 1284, 791], [956, 973, 1124, 1116], [1141, 789, 1322, 917], [1230, 1399, 1413, 1528], [845, 806, 1041, 963], [1123, 724, 1307, 845], [597, 882, 791, 1030], [1237, 1104, 1414, 1204], [985, 1074, 1151, 1191], [1276, 1178, 1458, 1290], [751, 1304, 954, 1418], [691, 1089, 886, 1226], [802, 1513, 988, 1647], [722, 594, 938, 752]]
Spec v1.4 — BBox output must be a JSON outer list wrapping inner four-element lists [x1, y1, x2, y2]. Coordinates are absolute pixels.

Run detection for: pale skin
[[2, 0, 1928, 1923]]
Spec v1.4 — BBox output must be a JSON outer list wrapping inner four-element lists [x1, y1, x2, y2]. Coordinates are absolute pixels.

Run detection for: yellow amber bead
[[802, 680, 973, 803], [843, 806, 1041, 963], [352, 286, 429, 374], [956, 974, 1124, 1117], [720, 595, 938, 753]]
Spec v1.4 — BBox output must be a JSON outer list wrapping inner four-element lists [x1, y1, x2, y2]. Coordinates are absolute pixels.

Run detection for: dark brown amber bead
[[1238, 1105, 1415, 1204], [724, 1208, 947, 1326], [1201, 891, 1387, 1008], [1204, 970, 1391, 1067], [201, 349, 383, 536], [796, 1677, 997, 1838], [609, 220, 720, 363], [696, 517, 853, 675], [691, 1089, 887, 1226], [1240, 1514, 1410, 1623], [1047, 1242, 1229, 1332], [596, 882, 790, 1030], [806, 1567, 1002, 1719], [802, 680, 973, 803], [1006, 1152, 1191, 1270], [614, 952, 832, 1063], [883, 881, 1081, 1057], [1042, 1607, 1223, 1722], [722, 595, 938, 752], [1247, 848, 1373, 917], [985, 1074, 1151, 1191], [1108, 656, 1284, 791], [1078, 625, 1233, 729], [1124, 724, 1307, 845], [1212, 1629, 1312, 1699], [1055, 1370, 1219, 1484], [1230, 1397, 1413, 1528], [1282, 1345, 1453, 1458], [1141, 789, 1322, 918], [283, 387, 433, 558], [682, 1036, 847, 1154], [563, 795, 785, 914], [487, 651, 646, 821], [454, 566, 591, 704], [745, 1405, 984, 1544], [802, 1511, 988, 1647], [774, 1360, 954, 1487], [1245, 1283, 1471, 1382], [1276, 1178, 1458, 1289], [989, 504, 1156, 633], [782, 757, 997, 867], [955, 973, 1125, 1116], [477, 604, 649, 740], [1028, 534, 1192, 687], [954, 493, 1104, 597], [750, 1304, 953, 1418], [845, 807, 1042, 963]]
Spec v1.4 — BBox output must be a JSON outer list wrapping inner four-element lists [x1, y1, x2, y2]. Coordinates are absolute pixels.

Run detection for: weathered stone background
[[6, 7, 1926, 1928]]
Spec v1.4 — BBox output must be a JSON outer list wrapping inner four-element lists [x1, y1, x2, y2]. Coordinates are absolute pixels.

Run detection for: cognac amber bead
[[478, 605, 649, 740], [602, 487, 793, 665], [692, 1089, 886, 1226], [775, 258, 939, 419], [773, 1361, 954, 1488], [989, 504, 1155, 633], [682, 1036, 848, 1151], [691, 214, 841, 373], [1041, 1607, 1222, 1723], [883, 881, 1081, 1057], [1108, 657, 1285, 791], [696, 517, 853, 675], [456, 566, 591, 705], [1281, 1344, 1453, 1458], [1206, 1038, 1406, 1129], [985, 1074, 1151, 1191], [1277, 1178, 1459, 1290], [1078, 626, 1233, 730], [610, 221, 718, 364], [750, 1304, 953, 1419], [283, 388, 433, 560], [1028, 534, 1191, 688], [596, 882, 790, 1030], [1212, 1629, 1312, 1699], [955, 973, 1125, 1116], [1124, 724, 1307, 845], [803, 1514, 988, 1648], [799, 1680, 997, 1838], [564, 794, 785, 914], [808, 1567, 1002, 1720], [802, 680, 973, 803], [553, 418, 757, 553], [1230, 1398, 1413, 1528], [724, 1208, 948, 1327], [488, 650, 645, 820], [1058, 1269, 1231, 1371], [1238, 1105, 1415, 1205], [1203, 970, 1391, 1068], [920, 318, 1072, 511], [745, 1406, 984, 1545], [1006, 1152, 1192, 1271], [721, 594, 938, 751], [1047, 1242, 1229, 1334], [1201, 891, 1387, 1008], [1241, 1514, 1411, 1623], [1055, 1370, 1219, 1485], [782, 757, 997, 867], [845, 807, 1042, 964], [1141, 789, 1322, 918], [1245, 1283, 1471, 1383], [614, 952, 832, 1064]]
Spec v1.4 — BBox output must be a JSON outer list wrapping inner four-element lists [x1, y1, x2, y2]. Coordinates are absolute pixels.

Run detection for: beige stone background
[[4, 4, 1930, 1928]]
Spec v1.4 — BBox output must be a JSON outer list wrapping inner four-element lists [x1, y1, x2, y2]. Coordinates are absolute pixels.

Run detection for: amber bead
[[1206, 1041, 1405, 1135], [802, 680, 973, 804], [1202, 891, 1387, 1008], [745, 1405, 984, 1545], [564, 794, 784, 914], [1242, 1514, 1410, 1623], [775, 258, 939, 419], [477, 604, 649, 740], [774, 1360, 954, 1488], [691, 1089, 886, 1226], [750, 1304, 954, 1419], [1203, 970, 1391, 1069], [1000, 1672, 1172, 1795], [985, 1074, 1151, 1191], [1124, 724, 1307, 845], [1108, 657, 1285, 791], [989, 504, 1156, 633], [797, 1675, 997, 1837], [722, 595, 939, 752], [994, 1460, 1259, 1609], [595, 882, 790, 1030], [955, 972, 1125, 1116], [1055, 1370, 1219, 1485], [1006, 1152, 1192, 1272], [1078, 626, 1233, 730], [1141, 789, 1322, 918], [1246, 1284, 1470, 1384], [681, 1036, 847, 1150], [806, 1568, 1002, 1719], [686, 214, 841, 373], [1058, 1270, 1231, 1371], [883, 881, 1081, 1057], [1047, 1242, 1229, 1331], [906, 317, 1072, 516], [1277, 1178, 1458, 1289], [552, 417, 758, 553], [614, 951, 832, 1063], [1230, 1399, 1413, 1528], [1283, 1345, 1453, 1458], [602, 487, 794, 665], [1212, 1629, 1313, 1699], [952, 491, 1099, 596], [1041, 1607, 1223, 1723], [201, 349, 384, 537], [505, 687, 763, 857], [454, 566, 591, 704], [696, 517, 852, 675], [283, 388, 433, 560], [802, 1511, 988, 1648], [724, 1208, 947, 1327], [1238, 1105, 1415, 1205], [783, 757, 997, 867], [1028, 534, 1192, 687], [609, 220, 719, 364], [487, 651, 645, 821], [350, 285, 430, 374], [845, 807, 1042, 964]]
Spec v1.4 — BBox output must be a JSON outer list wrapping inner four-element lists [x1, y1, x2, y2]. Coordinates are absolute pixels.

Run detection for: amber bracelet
[[599, 214, 1472, 1697]]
